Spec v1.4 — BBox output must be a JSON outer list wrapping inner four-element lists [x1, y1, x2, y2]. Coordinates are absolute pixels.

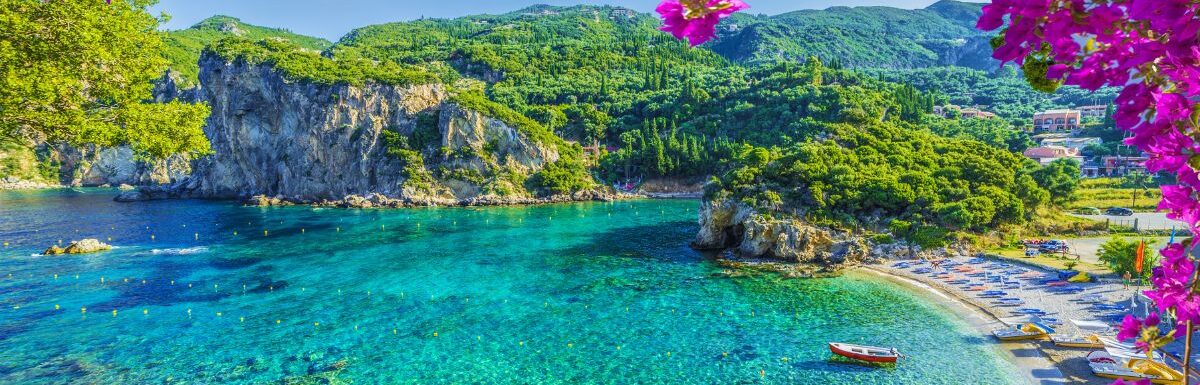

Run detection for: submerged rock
[[44, 239, 112, 255]]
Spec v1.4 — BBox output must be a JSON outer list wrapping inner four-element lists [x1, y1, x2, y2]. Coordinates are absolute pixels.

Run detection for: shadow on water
[[554, 220, 701, 264]]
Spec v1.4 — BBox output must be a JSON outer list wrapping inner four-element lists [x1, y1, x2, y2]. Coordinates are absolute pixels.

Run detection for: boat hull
[[828, 343, 898, 363]]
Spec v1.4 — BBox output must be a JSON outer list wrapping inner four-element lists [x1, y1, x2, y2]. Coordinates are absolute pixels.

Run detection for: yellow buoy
[[107, 237, 112, 241], [111, 310, 117, 317], [301, 228, 305, 233], [277, 319, 281, 324], [667, 351, 672, 357], [240, 317, 245, 323], [216, 312, 223, 317], [393, 328, 397, 335], [143, 309, 148, 315], [234, 231, 238, 236], [55, 304, 60, 310], [100, 277, 105, 283], [150, 235, 155, 240], [433, 331, 438, 337], [54, 274, 58, 279], [194, 233, 199, 240], [314, 322, 319, 327], [263, 230, 268, 236], [81, 307, 87, 314], [3, 242, 8, 247], [519, 341, 525, 346], [568, 343, 574, 348]]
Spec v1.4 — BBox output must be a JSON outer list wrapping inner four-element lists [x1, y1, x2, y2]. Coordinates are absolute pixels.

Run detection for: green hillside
[[162, 15, 333, 85], [709, 1, 995, 69], [144, 4, 1078, 240]]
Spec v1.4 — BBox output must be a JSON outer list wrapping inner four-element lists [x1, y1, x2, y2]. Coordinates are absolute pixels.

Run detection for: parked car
[[1076, 207, 1102, 215], [1039, 240, 1070, 253], [1024, 248, 1041, 257], [1106, 207, 1135, 216]]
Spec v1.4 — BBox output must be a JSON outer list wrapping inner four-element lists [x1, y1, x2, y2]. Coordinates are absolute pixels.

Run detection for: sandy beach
[[866, 256, 1151, 385]]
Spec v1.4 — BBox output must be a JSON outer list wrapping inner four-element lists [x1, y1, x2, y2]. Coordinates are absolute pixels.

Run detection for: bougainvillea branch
[[978, 0, 1200, 382], [656, 0, 748, 46]]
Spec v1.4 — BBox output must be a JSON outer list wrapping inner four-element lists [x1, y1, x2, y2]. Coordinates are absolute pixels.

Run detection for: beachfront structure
[[1023, 145, 1084, 166], [1076, 105, 1108, 119], [1039, 137, 1101, 152], [1032, 109, 1082, 132]]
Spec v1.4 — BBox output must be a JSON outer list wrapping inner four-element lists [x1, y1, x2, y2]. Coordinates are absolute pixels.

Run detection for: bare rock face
[[155, 52, 565, 205], [44, 239, 112, 255], [693, 200, 870, 273]]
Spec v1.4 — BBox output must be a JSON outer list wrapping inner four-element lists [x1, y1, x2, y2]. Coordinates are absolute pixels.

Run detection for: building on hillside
[[1101, 156, 1148, 176], [610, 8, 637, 19], [1039, 137, 1102, 152], [1077, 105, 1108, 119], [1023, 145, 1084, 166], [1032, 109, 1082, 132], [933, 104, 996, 119]]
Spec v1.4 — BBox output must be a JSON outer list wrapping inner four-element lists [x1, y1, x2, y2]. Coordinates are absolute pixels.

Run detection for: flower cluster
[[978, 0, 1200, 376], [656, 0, 748, 46]]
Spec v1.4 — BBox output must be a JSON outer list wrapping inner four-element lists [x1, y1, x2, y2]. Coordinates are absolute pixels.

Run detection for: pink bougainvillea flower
[[1118, 314, 1143, 342], [657, 0, 748, 46]]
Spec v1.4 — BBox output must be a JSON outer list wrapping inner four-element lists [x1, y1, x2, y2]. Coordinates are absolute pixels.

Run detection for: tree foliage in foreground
[[0, 0, 210, 159]]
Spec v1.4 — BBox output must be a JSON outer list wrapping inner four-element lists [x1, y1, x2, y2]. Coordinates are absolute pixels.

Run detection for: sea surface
[[0, 189, 1024, 384]]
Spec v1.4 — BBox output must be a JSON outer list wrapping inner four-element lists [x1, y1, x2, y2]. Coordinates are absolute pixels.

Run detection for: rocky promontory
[[692, 200, 872, 276]]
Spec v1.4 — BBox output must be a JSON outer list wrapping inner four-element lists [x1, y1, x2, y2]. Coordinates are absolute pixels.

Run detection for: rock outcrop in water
[[44, 239, 112, 255], [693, 200, 870, 275]]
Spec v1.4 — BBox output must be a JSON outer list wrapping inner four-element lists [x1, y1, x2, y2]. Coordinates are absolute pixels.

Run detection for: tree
[[1097, 237, 1157, 280], [0, 0, 210, 159], [1121, 170, 1153, 208], [1031, 158, 1081, 205]]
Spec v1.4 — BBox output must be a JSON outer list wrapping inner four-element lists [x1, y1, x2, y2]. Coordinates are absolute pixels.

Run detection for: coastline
[[861, 259, 1133, 385]]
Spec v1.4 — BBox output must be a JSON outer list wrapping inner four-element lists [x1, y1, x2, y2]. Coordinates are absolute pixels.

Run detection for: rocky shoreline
[[113, 184, 638, 208], [691, 199, 975, 277]]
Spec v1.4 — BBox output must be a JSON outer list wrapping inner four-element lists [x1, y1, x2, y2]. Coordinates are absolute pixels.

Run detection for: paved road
[[1071, 212, 1181, 231], [1063, 236, 1171, 266]]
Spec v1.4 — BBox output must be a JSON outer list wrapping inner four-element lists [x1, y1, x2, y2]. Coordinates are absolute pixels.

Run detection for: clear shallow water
[[0, 189, 1024, 384]]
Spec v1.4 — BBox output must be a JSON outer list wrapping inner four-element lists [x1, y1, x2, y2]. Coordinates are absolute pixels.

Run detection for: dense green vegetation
[[0, 0, 210, 159], [206, 38, 438, 87], [0, 2, 1111, 239], [705, 120, 1052, 233], [710, 1, 994, 69], [163, 15, 333, 86], [872, 66, 1119, 124], [1098, 237, 1158, 279]]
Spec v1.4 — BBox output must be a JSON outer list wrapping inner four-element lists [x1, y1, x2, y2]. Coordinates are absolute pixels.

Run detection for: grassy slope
[[1069, 178, 1161, 212]]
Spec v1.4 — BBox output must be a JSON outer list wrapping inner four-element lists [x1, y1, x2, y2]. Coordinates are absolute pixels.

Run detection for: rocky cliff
[[693, 200, 871, 275], [144, 52, 593, 206]]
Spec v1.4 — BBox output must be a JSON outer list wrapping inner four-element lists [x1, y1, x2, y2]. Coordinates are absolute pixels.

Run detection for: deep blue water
[[0, 189, 1024, 384]]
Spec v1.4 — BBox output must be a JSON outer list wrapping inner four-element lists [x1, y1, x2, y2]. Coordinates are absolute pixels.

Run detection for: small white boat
[[828, 342, 901, 363]]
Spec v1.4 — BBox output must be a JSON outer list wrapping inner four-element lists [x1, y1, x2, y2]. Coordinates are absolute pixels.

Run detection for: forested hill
[[130, 4, 1074, 239], [710, 0, 995, 70], [162, 15, 334, 85]]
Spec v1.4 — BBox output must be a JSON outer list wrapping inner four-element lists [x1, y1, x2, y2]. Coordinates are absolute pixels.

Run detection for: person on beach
[[1122, 271, 1131, 289]]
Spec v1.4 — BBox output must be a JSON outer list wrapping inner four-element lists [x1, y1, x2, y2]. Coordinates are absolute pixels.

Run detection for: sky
[[150, 0, 941, 41]]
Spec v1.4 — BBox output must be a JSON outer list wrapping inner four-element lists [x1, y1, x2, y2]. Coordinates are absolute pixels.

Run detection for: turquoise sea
[[0, 189, 1024, 384]]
